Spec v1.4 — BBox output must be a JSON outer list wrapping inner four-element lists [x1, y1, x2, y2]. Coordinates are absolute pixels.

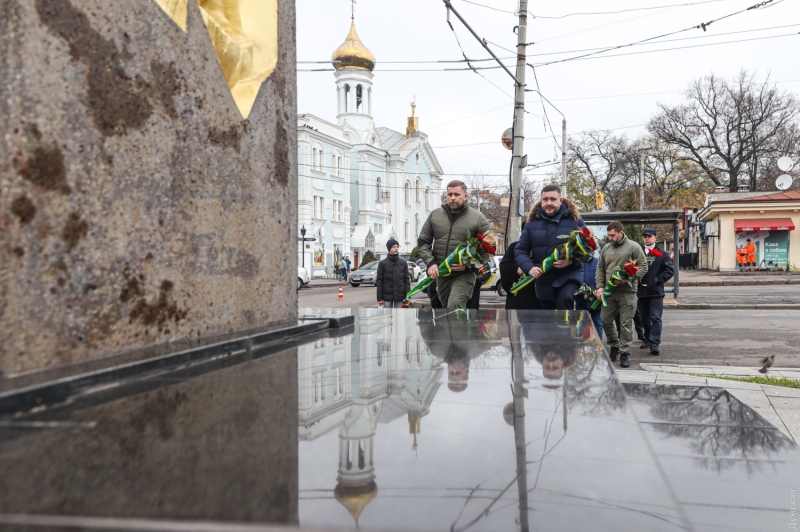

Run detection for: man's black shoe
[[609, 347, 619, 362], [639, 342, 650, 349], [620, 353, 630, 368], [650, 345, 660, 355]]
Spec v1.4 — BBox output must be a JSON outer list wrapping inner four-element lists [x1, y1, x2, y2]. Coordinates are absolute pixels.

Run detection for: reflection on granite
[[1, 308, 798, 531]]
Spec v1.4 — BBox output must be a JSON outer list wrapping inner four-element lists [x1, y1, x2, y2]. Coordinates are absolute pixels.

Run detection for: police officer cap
[[642, 228, 657, 236]]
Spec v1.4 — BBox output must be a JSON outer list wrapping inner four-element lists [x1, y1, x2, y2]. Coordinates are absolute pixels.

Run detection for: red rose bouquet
[[590, 260, 640, 309]]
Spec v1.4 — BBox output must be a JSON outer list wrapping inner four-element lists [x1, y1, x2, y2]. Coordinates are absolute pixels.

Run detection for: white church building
[[297, 17, 444, 274]]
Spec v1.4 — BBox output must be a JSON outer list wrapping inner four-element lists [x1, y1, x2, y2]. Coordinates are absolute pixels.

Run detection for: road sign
[[501, 128, 513, 150]]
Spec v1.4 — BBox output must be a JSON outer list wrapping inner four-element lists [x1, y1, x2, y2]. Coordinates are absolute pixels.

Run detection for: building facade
[[698, 190, 800, 271], [297, 18, 443, 274]]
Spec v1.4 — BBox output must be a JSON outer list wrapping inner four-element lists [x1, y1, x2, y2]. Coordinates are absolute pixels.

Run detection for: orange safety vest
[[736, 248, 748, 264], [745, 242, 756, 261]]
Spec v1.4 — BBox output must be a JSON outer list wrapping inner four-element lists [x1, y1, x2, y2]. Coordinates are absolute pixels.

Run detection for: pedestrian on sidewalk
[[637, 228, 674, 355], [344, 255, 352, 279], [574, 254, 603, 340], [377, 239, 410, 309], [596, 221, 648, 368], [746, 239, 757, 271], [418, 180, 494, 309], [736, 245, 748, 272], [515, 185, 587, 310]]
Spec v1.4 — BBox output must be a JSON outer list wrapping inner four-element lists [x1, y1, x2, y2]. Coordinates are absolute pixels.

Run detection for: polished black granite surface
[[1, 309, 797, 532]]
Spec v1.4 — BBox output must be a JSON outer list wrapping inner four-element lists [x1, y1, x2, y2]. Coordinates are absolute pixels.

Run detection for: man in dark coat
[[515, 185, 587, 310], [377, 239, 411, 308], [637, 228, 674, 355]]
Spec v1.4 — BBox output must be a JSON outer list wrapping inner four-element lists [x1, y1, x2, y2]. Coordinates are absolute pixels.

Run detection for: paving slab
[[704, 377, 763, 390], [678, 367, 716, 375], [654, 374, 708, 385], [615, 371, 657, 384], [778, 370, 800, 379], [766, 396, 800, 442], [761, 386, 800, 398]]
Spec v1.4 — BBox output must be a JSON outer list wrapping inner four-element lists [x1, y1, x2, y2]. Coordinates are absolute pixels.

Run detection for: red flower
[[476, 233, 485, 241], [649, 249, 663, 258], [623, 261, 639, 277], [580, 227, 591, 238], [488, 246, 496, 254], [481, 241, 491, 252]]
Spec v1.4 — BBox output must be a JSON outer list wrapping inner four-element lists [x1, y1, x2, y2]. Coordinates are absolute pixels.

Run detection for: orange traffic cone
[[338, 285, 345, 301]]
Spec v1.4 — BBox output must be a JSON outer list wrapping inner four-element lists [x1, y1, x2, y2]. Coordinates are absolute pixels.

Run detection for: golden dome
[[331, 20, 376, 72], [334, 481, 378, 523]]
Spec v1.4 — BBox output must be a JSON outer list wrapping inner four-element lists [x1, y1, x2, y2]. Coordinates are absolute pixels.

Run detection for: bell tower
[[331, 13, 376, 129]]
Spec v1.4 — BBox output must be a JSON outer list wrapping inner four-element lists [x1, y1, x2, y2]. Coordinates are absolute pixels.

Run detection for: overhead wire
[[297, 22, 800, 65], [530, 0, 737, 19], [528, 0, 786, 68]]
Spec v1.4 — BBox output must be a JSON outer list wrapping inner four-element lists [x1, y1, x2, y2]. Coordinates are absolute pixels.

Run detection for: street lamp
[[300, 225, 306, 268]]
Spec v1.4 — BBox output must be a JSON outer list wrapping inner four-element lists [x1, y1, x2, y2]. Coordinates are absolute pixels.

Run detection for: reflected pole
[[510, 313, 530, 532]]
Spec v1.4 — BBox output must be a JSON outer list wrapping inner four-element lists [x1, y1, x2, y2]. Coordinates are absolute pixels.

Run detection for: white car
[[297, 266, 310, 290], [480, 256, 506, 296], [408, 262, 423, 281]]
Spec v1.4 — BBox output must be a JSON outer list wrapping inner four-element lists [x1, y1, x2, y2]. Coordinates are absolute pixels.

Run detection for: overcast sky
[[296, 0, 799, 189]]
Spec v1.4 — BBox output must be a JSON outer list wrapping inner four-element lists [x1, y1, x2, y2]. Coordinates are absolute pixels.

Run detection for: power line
[[459, 0, 516, 14], [529, 31, 799, 67], [529, 0, 786, 68], [531, 0, 737, 19], [298, 31, 799, 72]]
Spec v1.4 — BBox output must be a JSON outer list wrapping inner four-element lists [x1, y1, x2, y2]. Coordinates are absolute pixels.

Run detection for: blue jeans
[[590, 308, 604, 340], [339, 268, 347, 280]]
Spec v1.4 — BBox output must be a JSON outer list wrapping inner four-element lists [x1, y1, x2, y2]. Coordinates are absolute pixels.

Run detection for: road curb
[[680, 279, 800, 287], [665, 303, 800, 310]]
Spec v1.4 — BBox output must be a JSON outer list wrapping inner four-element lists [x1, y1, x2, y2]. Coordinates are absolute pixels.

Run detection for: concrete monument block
[[0, 0, 297, 374]]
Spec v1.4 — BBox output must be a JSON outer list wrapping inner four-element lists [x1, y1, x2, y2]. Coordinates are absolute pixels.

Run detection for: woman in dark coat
[[514, 191, 586, 310], [377, 239, 411, 308], [500, 222, 542, 310]]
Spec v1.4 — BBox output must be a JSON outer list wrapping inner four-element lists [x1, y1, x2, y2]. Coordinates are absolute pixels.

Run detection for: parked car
[[349, 261, 379, 287], [297, 266, 310, 290], [479, 256, 506, 296], [408, 262, 422, 281]]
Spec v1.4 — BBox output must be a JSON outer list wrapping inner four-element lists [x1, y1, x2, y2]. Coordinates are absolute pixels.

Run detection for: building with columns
[[297, 17, 443, 273]]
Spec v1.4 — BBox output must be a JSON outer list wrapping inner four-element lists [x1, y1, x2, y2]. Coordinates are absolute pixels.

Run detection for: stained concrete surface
[[0, 0, 298, 374]]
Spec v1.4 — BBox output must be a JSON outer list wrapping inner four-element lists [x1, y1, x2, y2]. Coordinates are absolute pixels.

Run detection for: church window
[[404, 181, 410, 205], [344, 84, 350, 113], [332, 365, 345, 401], [312, 144, 324, 172], [415, 178, 421, 202], [425, 187, 431, 210], [358, 441, 366, 470], [313, 196, 325, 220], [313, 371, 326, 407], [333, 200, 343, 222], [332, 151, 343, 177], [356, 84, 363, 112], [405, 337, 412, 363]]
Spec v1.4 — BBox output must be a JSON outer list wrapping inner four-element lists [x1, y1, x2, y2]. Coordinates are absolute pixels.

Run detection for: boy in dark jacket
[[637, 228, 674, 355], [377, 239, 411, 308], [574, 255, 603, 339], [515, 185, 587, 310]]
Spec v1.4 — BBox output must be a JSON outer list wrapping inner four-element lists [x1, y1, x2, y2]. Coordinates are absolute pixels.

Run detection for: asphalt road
[[299, 283, 800, 368]]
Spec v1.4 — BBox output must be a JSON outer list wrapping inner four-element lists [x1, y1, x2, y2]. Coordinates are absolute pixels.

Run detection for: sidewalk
[[679, 269, 800, 286], [617, 363, 800, 443]]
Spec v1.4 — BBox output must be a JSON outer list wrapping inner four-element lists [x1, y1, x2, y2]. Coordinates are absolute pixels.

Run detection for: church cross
[[351, 0, 356, 19]]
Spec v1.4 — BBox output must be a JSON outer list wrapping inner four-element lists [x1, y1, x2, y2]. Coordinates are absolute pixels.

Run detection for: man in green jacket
[[418, 180, 493, 309], [595, 221, 648, 368]]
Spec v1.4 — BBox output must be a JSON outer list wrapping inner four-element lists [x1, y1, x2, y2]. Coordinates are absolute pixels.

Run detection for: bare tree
[[568, 131, 631, 211], [649, 71, 800, 192]]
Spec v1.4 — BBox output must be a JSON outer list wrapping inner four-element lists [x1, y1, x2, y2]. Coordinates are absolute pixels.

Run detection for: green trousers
[[436, 272, 477, 309], [600, 291, 638, 354]]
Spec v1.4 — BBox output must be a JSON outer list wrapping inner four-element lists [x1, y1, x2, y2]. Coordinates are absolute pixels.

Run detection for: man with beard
[[515, 185, 587, 310], [418, 180, 493, 309]]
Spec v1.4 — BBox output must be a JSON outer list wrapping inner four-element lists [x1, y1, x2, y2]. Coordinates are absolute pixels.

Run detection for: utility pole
[[509, 0, 528, 241], [639, 150, 646, 211], [442, 0, 526, 241], [561, 118, 567, 197]]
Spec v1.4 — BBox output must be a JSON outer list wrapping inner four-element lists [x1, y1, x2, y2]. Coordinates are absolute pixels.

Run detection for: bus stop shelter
[[581, 210, 683, 297]]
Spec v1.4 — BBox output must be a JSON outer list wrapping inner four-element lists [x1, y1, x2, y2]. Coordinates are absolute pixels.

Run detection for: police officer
[[637, 228, 674, 355]]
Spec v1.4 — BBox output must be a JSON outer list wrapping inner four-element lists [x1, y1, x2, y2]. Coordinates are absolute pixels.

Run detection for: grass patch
[[689, 374, 800, 389]]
